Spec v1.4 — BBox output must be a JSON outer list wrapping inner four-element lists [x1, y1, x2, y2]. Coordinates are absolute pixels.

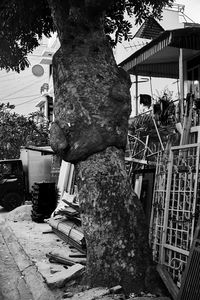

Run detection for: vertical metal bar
[[183, 171, 187, 250], [149, 151, 161, 245], [179, 48, 184, 125], [135, 74, 138, 116], [160, 150, 173, 264], [152, 116, 164, 151], [190, 145, 200, 247], [150, 76, 153, 101]]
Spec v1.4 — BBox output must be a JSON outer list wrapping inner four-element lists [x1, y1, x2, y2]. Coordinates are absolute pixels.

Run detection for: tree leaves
[[0, 0, 54, 72], [0, 0, 174, 70], [0, 103, 49, 159], [105, 0, 174, 46]]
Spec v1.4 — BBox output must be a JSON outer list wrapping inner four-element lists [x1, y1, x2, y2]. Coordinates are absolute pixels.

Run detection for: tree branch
[[47, 0, 70, 40], [85, 0, 114, 16]]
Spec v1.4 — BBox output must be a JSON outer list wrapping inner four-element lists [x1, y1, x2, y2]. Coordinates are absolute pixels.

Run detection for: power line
[[2, 79, 42, 99], [180, 11, 196, 24], [0, 79, 42, 92], [14, 96, 41, 107], [0, 72, 16, 79], [3, 94, 40, 101], [0, 71, 46, 82]]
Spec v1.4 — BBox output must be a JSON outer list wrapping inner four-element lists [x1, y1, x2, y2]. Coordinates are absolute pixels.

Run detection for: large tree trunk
[[48, 0, 153, 294], [75, 146, 152, 293]]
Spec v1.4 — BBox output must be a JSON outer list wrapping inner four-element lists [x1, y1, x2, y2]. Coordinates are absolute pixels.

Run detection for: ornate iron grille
[[150, 144, 200, 287]]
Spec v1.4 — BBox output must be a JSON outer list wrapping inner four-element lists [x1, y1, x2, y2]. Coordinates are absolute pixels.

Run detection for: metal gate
[[150, 143, 200, 287]]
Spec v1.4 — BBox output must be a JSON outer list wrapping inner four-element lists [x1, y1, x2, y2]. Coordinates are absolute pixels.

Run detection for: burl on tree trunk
[[48, 0, 153, 294]]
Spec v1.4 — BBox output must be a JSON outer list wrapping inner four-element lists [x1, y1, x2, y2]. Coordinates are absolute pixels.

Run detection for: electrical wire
[[0, 72, 16, 79], [14, 96, 42, 107], [1, 79, 42, 99], [180, 11, 196, 24], [3, 94, 40, 101], [0, 72, 46, 83]]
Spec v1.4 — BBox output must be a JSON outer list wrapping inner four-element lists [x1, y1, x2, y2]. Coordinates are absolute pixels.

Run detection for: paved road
[[0, 217, 33, 300], [0, 213, 56, 300]]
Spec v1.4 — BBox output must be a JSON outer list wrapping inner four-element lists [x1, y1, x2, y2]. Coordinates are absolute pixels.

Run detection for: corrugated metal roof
[[119, 27, 200, 79]]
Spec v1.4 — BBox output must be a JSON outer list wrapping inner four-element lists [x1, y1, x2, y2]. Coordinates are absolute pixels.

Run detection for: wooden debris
[[47, 249, 86, 266], [63, 199, 80, 212], [62, 291, 74, 298], [68, 286, 125, 300], [42, 229, 54, 234], [109, 285, 123, 294], [69, 254, 86, 258], [47, 254, 75, 266], [156, 264, 179, 300], [97, 295, 125, 300], [44, 263, 85, 289], [58, 206, 79, 217], [69, 287, 110, 300], [46, 218, 86, 254], [128, 297, 170, 300]]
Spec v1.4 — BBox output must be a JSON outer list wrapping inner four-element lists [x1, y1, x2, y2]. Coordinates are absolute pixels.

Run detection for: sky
[[0, 40, 50, 116], [176, 0, 200, 23], [0, 1, 200, 116]]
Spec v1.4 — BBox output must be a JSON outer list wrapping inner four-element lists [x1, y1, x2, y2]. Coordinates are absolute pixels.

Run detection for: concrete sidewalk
[[0, 206, 172, 300], [0, 217, 56, 300]]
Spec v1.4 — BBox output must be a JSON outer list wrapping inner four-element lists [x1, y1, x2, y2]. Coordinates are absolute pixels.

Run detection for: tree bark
[[75, 146, 152, 293], [48, 0, 153, 293]]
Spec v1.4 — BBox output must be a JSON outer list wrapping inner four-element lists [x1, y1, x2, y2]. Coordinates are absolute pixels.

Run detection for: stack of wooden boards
[[46, 217, 86, 254], [45, 192, 87, 269]]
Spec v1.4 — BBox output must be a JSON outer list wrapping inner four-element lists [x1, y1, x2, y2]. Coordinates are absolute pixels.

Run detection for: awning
[[119, 27, 200, 79]]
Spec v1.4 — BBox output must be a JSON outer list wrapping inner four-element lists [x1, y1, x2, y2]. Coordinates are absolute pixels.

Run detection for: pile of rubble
[[37, 192, 87, 291], [4, 200, 171, 299], [42, 194, 171, 300]]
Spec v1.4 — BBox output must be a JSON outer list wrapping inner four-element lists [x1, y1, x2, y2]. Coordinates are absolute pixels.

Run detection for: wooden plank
[[180, 94, 193, 146], [125, 157, 147, 164], [157, 264, 179, 300], [152, 116, 164, 151], [44, 264, 85, 289]]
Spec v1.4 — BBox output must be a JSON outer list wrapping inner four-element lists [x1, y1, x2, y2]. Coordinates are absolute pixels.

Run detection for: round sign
[[32, 64, 44, 77]]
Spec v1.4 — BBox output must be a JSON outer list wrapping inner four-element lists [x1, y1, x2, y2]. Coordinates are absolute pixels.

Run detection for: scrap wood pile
[[46, 217, 86, 254], [46, 248, 86, 266], [45, 192, 87, 275]]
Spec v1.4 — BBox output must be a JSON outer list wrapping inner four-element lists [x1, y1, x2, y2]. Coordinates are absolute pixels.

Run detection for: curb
[[0, 218, 55, 300]]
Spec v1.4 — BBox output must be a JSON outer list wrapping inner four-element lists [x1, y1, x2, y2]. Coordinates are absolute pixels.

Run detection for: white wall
[[20, 148, 52, 192]]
